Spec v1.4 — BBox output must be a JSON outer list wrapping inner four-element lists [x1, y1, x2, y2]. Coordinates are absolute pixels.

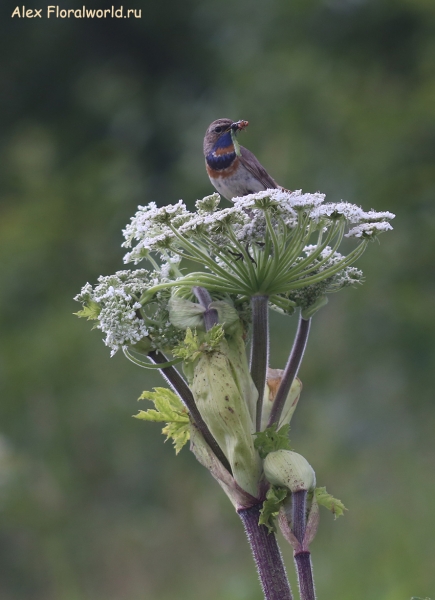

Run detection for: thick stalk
[[267, 316, 311, 428], [238, 504, 293, 600], [294, 553, 316, 600], [250, 295, 269, 431], [148, 350, 231, 474]]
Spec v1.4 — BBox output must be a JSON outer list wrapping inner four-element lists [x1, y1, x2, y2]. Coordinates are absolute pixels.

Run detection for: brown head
[[203, 118, 249, 155]]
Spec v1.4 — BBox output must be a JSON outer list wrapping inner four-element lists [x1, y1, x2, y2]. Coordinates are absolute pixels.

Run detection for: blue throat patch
[[207, 131, 236, 170], [206, 151, 236, 171], [214, 131, 232, 149]]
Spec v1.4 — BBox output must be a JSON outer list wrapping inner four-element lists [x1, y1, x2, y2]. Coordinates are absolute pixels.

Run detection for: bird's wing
[[239, 146, 278, 190]]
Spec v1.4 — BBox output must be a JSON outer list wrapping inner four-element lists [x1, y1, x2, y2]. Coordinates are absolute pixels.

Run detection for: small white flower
[[311, 202, 366, 223], [345, 222, 393, 239], [360, 210, 396, 223]]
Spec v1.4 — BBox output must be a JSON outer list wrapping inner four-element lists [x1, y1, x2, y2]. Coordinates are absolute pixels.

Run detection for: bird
[[203, 118, 280, 201]]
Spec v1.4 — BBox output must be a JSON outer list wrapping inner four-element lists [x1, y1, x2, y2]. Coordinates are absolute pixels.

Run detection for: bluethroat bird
[[203, 118, 280, 200]]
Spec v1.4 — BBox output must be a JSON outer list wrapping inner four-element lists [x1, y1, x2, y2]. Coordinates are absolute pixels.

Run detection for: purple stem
[[148, 350, 232, 474], [294, 553, 316, 600], [291, 490, 316, 600], [267, 315, 311, 428], [292, 490, 307, 544], [250, 295, 270, 431], [238, 504, 293, 600], [192, 286, 218, 331]]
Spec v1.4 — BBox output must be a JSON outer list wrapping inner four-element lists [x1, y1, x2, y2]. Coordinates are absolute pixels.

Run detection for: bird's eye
[[214, 126, 222, 133]]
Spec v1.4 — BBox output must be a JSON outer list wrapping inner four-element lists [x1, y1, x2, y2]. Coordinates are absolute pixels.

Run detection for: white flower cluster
[[232, 189, 325, 212], [74, 269, 184, 356], [122, 200, 189, 264], [76, 189, 395, 354], [122, 190, 394, 266], [345, 221, 394, 238]]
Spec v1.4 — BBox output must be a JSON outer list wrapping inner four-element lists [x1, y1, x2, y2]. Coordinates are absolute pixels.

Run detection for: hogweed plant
[[75, 189, 394, 600]]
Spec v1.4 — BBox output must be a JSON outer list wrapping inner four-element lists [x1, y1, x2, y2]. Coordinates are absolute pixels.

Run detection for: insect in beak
[[231, 120, 249, 132]]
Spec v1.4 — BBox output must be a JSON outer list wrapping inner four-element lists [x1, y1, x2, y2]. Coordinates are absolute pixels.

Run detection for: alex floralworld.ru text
[[11, 6, 142, 18]]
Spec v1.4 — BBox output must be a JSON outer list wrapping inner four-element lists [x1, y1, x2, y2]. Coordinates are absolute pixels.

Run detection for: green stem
[[168, 224, 245, 290], [285, 240, 368, 289]]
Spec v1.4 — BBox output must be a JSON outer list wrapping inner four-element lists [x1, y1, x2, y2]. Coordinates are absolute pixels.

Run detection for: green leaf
[[315, 487, 347, 519], [162, 421, 190, 454], [134, 387, 190, 453], [259, 486, 288, 533], [73, 300, 101, 320], [168, 297, 205, 329], [254, 423, 292, 459], [172, 325, 225, 363]]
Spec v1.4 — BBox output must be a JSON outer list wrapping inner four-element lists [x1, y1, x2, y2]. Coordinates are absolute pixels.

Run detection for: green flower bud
[[260, 369, 301, 430], [264, 450, 316, 493], [190, 326, 261, 497], [222, 321, 258, 424]]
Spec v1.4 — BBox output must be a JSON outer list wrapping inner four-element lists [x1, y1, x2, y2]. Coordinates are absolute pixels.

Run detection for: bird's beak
[[231, 120, 249, 132]]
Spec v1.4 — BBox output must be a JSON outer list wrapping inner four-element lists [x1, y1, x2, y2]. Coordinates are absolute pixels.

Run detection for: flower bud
[[264, 450, 316, 493], [190, 325, 261, 497], [260, 369, 301, 430]]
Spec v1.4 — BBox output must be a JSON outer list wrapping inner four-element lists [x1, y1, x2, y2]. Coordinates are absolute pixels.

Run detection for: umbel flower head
[[120, 189, 394, 315], [74, 266, 185, 356], [75, 189, 394, 355]]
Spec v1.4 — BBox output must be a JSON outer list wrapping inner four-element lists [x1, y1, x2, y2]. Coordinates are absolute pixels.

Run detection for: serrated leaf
[[259, 486, 288, 533], [254, 423, 292, 459], [74, 300, 101, 320], [172, 325, 225, 363], [134, 387, 190, 453], [315, 487, 347, 519], [162, 421, 190, 454]]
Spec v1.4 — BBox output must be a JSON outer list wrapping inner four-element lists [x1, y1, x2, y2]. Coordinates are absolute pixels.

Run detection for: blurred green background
[[1, 0, 434, 598]]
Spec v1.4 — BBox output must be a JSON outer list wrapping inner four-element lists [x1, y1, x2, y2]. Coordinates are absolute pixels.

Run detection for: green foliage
[[259, 486, 288, 533], [172, 325, 225, 363], [73, 300, 101, 320], [254, 423, 292, 459], [134, 388, 190, 454], [315, 487, 347, 519]]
